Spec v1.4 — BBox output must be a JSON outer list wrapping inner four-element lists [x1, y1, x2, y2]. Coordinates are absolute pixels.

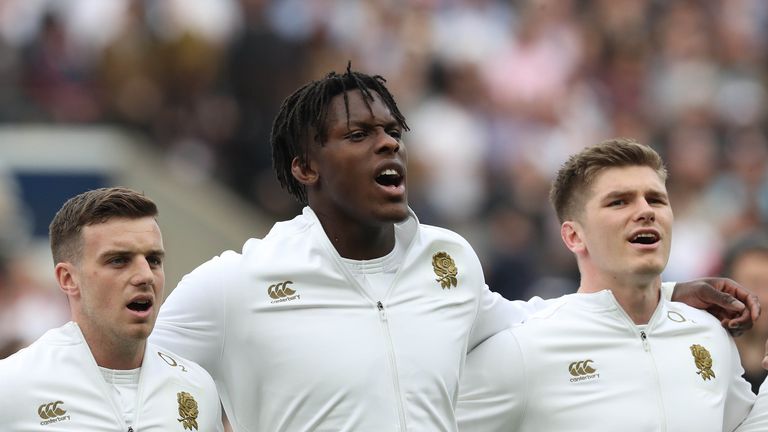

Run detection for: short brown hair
[[549, 138, 667, 223], [49, 187, 158, 264]]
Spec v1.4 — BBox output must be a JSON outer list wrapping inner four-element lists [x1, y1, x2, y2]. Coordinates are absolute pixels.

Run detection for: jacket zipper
[[607, 292, 667, 431], [638, 330, 666, 431], [640, 330, 649, 351], [377, 301, 408, 431]]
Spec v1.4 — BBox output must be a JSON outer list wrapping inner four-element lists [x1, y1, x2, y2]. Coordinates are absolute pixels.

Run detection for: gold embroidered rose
[[690, 344, 715, 381], [432, 252, 458, 289], [177, 391, 199, 431]]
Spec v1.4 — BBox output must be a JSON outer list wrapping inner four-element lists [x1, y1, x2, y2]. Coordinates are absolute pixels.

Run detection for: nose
[[375, 128, 400, 154], [635, 200, 656, 223], [131, 259, 156, 288]]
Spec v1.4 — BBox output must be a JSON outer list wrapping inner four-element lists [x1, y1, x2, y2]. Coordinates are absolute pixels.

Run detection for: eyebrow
[[100, 249, 166, 259], [600, 188, 668, 201]]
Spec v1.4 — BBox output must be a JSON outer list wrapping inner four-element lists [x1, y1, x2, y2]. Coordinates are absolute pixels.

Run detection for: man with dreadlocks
[[149, 66, 759, 431]]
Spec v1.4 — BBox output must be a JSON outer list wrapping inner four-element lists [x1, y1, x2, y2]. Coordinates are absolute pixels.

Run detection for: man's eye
[[109, 257, 127, 265], [608, 200, 625, 207], [147, 256, 163, 267], [347, 131, 367, 141], [388, 129, 402, 140]]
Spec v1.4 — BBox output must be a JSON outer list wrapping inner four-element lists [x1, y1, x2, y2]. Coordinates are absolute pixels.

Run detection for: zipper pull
[[128, 428, 134, 432], [377, 301, 387, 321], [640, 330, 650, 351]]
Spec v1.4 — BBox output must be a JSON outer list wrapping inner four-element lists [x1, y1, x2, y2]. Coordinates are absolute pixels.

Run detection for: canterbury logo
[[38, 401, 66, 419], [268, 281, 295, 299], [268, 281, 300, 304], [569, 360, 600, 382], [569, 360, 596, 376]]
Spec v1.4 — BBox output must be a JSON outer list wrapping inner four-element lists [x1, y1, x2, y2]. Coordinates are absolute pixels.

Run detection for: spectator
[[722, 231, 768, 393]]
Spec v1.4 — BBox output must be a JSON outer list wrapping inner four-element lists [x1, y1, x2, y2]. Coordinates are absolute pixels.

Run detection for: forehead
[[81, 216, 163, 253], [326, 89, 394, 126], [589, 166, 666, 197]]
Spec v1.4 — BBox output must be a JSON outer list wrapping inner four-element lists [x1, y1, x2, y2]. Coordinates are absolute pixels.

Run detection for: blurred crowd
[[1, 0, 768, 365]]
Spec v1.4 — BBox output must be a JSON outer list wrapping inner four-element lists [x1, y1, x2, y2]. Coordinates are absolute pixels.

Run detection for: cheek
[[659, 208, 674, 226], [87, 275, 120, 306], [154, 276, 166, 295]]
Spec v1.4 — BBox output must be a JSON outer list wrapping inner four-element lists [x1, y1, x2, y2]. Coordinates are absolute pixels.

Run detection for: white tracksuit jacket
[[0, 322, 223, 432], [150, 207, 546, 431], [456, 290, 755, 432], [736, 375, 768, 430]]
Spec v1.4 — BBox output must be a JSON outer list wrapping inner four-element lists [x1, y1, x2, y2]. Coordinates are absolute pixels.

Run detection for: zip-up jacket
[[150, 207, 546, 431], [0, 322, 223, 431], [457, 290, 755, 432], [736, 371, 768, 430]]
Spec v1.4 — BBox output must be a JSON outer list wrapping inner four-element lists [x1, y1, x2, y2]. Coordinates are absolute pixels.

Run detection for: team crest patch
[[177, 392, 199, 431], [690, 344, 715, 381], [432, 252, 458, 289]]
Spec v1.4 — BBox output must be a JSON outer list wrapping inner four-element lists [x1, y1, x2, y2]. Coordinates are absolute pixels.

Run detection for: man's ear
[[55, 262, 80, 298], [561, 221, 586, 255], [291, 156, 318, 186]]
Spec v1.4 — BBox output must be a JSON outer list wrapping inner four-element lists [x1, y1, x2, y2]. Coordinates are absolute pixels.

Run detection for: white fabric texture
[[151, 206, 547, 431], [457, 290, 755, 432], [0, 322, 223, 431]]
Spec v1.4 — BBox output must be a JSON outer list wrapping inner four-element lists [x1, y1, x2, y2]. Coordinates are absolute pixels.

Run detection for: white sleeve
[[467, 284, 549, 351], [150, 255, 231, 377], [723, 336, 757, 431], [734, 381, 767, 431], [457, 329, 526, 432]]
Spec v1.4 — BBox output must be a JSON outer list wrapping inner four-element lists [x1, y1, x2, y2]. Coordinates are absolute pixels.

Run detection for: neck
[[578, 272, 661, 325], [76, 321, 145, 370], [313, 211, 396, 260]]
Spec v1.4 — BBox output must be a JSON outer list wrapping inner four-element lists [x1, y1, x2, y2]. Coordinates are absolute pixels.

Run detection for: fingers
[[714, 277, 760, 334], [672, 278, 759, 334], [704, 286, 745, 312], [703, 277, 758, 320], [748, 294, 761, 322], [716, 307, 750, 336], [728, 291, 759, 322], [722, 297, 746, 313]]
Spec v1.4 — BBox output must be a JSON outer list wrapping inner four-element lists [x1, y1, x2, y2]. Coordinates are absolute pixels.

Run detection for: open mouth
[[375, 168, 403, 187], [629, 232, 660, 245], [127, 299, 153, 312]]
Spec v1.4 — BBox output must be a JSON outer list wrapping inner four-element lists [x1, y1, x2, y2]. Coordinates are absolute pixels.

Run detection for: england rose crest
[[432, 252, 458, 289]]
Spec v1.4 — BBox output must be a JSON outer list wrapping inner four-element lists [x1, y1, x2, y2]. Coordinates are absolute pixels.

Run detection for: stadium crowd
[[1, 0, 767, 365]]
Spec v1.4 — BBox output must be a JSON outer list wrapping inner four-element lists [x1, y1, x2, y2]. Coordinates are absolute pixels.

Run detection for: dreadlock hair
[[270, 64, 410, 204]]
